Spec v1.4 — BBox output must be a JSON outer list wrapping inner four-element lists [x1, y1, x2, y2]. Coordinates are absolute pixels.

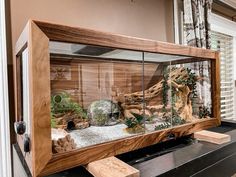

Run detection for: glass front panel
[[50, 42, 144, 153], [144, 52, 212, 132], [143, 59, 173, 132], [49, 41, 213, 153]]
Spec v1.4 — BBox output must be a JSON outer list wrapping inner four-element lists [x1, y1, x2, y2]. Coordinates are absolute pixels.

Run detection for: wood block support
[[86, 156, 140, 177], [194, 130, 231, 144]]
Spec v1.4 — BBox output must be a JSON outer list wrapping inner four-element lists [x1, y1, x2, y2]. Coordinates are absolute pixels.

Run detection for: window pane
[[211, 31, 235, 120]]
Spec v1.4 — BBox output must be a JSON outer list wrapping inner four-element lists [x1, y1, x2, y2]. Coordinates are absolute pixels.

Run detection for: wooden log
[[117, 67, 196, 121], [117, 67, 188, 105], [51, 128, 77, 153], [171, 80, 193, 121], [194, 130, 231, 144], [86, 156, 140, 177]]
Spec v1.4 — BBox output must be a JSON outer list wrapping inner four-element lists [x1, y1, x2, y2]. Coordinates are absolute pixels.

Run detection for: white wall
[[10, 0, 174, 59]]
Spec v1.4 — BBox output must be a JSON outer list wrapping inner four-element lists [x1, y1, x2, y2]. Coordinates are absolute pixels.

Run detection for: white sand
[[69, 124, 135, 148], [69, 119, 168, 149]]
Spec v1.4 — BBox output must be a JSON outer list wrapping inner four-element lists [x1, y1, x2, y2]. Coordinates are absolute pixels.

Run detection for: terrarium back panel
[[143, 52, 213, 132]]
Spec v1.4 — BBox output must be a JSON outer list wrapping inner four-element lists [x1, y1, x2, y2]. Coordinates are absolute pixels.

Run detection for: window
[[173, 1, 236, 120], [211, 13, 236, 121], [211, 31, 235, 120]]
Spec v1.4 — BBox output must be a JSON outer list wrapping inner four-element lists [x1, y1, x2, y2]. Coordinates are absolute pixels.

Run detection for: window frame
[[211, 13, 236, 81], [0, 0, 12, 176], [211, 13, 236, 121]]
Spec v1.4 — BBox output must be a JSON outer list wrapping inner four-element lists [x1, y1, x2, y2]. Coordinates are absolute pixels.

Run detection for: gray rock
[[87, 100, 120, 126]]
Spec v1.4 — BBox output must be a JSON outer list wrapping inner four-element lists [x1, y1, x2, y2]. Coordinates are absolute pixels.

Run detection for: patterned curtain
[[183, 0, 212, 49], [183, 0, 213, 114]]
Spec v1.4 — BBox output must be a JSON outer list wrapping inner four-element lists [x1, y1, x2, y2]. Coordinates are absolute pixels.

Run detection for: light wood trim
[[14, 20, 52, 177], [211, 52, 221, 125], [194, 130, 231, 144], [30, 21, 52, 177], [40, 118, 218, 176], [86, 156, 140, 177], [34, 20, 217, 59], [14, 21, 33, 174]]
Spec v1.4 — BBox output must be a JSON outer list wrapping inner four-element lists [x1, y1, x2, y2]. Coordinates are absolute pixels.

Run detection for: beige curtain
[[183, 0, 212, 49]]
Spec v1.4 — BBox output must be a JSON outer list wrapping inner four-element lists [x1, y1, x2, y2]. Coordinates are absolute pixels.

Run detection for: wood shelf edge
[[39, 118, 219, 176]]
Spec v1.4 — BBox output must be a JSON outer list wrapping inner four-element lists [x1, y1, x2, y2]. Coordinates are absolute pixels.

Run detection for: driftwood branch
[[115, 67, 196, 121], [116, 67, 188, 105]]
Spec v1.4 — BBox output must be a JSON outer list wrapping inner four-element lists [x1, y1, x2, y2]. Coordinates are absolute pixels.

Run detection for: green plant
[[199, 106, 210, 118], [162, 67, 170, 113], [91, 109, 107, 126], [51, 118, 56, 128], [155, 122, 171, 130], [175, 68, 198, 97], [124, 112, 144, 128], [51, 92, 87, 119], [155, 109, 186, 131]]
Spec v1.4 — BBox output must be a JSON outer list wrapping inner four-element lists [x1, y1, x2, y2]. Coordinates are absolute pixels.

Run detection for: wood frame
[[14, 20, 221, 177]]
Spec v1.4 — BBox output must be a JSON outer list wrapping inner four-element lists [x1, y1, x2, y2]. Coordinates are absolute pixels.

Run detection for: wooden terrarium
[[14, 20, 220, 177]]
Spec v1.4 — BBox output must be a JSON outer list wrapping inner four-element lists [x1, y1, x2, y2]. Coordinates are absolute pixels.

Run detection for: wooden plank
[[40, 118, 219, 176], [194, 130, 231, 144], [86, 157, 139, 177], [30, 21, 52, 177], [34, 20, 217, 59]]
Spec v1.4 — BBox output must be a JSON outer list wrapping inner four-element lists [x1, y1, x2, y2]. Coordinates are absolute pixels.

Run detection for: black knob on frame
[[14, 121, 26, 135], [23, 134, 30, 153]]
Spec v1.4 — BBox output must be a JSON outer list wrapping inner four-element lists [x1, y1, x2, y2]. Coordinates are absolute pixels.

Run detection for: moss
[[88, 100, 120, 126], [91, 109, 108, 126], [50, 92, 87, 128]]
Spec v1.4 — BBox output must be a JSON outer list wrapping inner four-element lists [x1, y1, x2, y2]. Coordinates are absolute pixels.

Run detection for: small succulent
[[124, 112, 144, 128], [155, 109, 186, 131], [155, 122, 171, 130]]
